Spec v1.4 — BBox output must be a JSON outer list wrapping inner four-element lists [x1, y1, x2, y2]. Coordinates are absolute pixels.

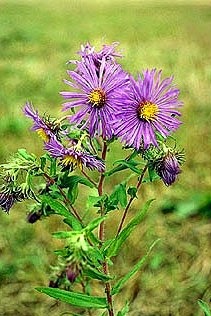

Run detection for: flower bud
[[49, 279, 59, 288], [26, 211, 42, 223], [66, 263, 80, 283], [155, 151, 182, 186]]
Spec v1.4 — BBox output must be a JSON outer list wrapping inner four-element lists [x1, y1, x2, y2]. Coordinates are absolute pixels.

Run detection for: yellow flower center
[[88, 88, 106, 108], [62, 155, 83, 170], [37, 128, 49, 142], [138, 101, 159, 122]]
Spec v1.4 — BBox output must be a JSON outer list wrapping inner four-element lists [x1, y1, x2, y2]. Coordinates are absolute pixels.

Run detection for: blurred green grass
[[0, 0, 211, 315]]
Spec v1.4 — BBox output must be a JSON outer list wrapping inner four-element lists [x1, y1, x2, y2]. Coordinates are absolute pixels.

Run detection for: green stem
[[116, 163, 148, 237]]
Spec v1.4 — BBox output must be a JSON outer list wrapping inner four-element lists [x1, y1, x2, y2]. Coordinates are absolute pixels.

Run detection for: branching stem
[[116, 163, 148, 236]]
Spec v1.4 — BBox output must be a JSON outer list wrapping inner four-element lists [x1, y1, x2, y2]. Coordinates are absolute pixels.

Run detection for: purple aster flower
[[113, 69, 183, 149], [68, 42, 122, 70], [155, 150, 182, 186], [61, 56, 129, 139], [44, 138, 105, 172], [23, 102, 59, 142], [79, 42, 122, 64]]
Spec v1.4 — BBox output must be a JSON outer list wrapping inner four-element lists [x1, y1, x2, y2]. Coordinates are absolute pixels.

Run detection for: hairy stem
[[98, 141, 107, 242], [103, 262, 114, 316], [116, 163, 148, 236], [97, 141, 114, 316]]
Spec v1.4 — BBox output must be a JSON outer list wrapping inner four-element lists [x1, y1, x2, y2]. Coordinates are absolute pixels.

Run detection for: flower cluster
[[0, 42, 184, 215], [61, 43, 182, 148], [23, 43, 183, 157]]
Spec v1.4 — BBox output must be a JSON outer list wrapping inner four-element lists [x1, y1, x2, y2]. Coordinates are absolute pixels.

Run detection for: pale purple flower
[[23, 102, 58, 142], [61, 56, 129, 139], [113, 69, 183, 149], [45, 138, 105, 172], [68, 42, 122, 69]]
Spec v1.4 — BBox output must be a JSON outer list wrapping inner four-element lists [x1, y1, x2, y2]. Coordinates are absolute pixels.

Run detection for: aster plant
[[0, 42, 185, 316]]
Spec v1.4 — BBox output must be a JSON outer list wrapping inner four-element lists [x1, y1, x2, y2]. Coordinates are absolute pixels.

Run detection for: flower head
[[113, 69, 183, 149], [154, 150, 183, 186], [61, 56, 129, 139], [44, 138, 105, 172], [23, 102, 60, 142], [69, 42, 122, 70]]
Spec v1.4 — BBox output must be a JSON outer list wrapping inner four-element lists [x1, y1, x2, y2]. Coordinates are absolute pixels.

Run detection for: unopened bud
[[26, 211, 42, 223], [49, 279, 59, 288], [66, 264, 80, 283]]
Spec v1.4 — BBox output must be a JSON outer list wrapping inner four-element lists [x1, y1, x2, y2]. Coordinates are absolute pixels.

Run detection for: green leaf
[[50, 158, 57, 176], [61, 175, 94, 189], [87, 246, 104, 263], [40, 156, 47, 171], [61, 175, 94, 205], [106, 199, 154, 258], [84, 267, 112, 282], [127, 186, 138, 199], [117, 302, 130, 316], [112, 239, 160, 295], [36, 287, 107, 309], [116, 183, 127, 208], [143, 166, 159, 183], [198, 300, 211, 316], [53, 231, 74, 239], [86, 195, 104, 210], [17, 148, 36, 161], [68, 183, 79, 205], [114, 160, 142, 174], [105, 159, 141, 177], [85, 216, 106, 233], [41, 195, 82, 230], [104, 182, 127, 213]]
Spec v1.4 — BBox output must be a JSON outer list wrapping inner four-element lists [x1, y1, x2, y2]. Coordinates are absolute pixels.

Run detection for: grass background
[[0, 0, 211, 315]]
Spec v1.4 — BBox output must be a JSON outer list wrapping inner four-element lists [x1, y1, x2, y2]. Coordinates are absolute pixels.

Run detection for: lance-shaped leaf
[[112, 239, 160, 295], [61, 175, 94, 189], [61, 175, 94, 205], [36, 287, 107, 309], [84, 266, 113, 282], [105, 160, 141, 177], [117, 302, 130, 316], [110, 182, 127, 208], [18, 148, 36, 161], [41, 195, 82, 230], [86, 195, 105, 210], [84, 216, 106, 233], [106, 199, 154, 258], [198, 300, 211, 316]]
